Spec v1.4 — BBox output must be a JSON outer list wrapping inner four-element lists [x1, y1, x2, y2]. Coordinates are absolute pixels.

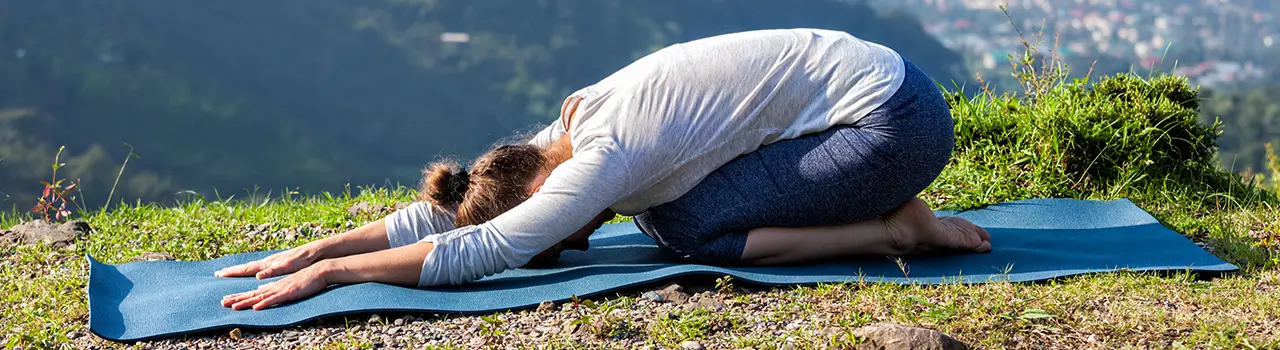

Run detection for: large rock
[[0, 220, 91, 248], [851, 323, 968, 350]]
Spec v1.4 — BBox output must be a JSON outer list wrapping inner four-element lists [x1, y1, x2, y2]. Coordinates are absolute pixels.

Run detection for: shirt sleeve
[[413, 143, 634, 286], [383, 201, 457, 249], [526, 122, 566, 148]]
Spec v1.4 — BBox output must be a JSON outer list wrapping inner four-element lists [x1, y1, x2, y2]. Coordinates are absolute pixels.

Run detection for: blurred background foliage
[[0, 0, 1274, 212]]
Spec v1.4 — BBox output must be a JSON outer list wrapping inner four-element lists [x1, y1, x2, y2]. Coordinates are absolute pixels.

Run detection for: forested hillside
[[0, 0, 966, 210], [1199, 85, 1280, 175]]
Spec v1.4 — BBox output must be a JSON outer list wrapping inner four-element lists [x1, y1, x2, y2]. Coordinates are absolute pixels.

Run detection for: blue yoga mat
[[87, 198, 1237, 342]]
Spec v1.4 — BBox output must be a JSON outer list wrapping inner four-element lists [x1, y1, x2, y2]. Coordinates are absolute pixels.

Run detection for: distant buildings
[[864, 0, 1280, 88]]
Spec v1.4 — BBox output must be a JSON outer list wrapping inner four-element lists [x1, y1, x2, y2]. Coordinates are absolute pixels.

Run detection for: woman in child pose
[[218, 28, 992, 311]]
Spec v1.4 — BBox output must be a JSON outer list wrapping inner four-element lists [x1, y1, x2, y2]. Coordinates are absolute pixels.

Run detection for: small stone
[[641, 291, 666, 302], [681, 340, 705, 350], [130, 252, 176, 262], [537, 300, 555, 312], [394, 317, 407, 326], [369, 314, 382, 323], [683, 297, 726, 312], [561, 321, 580, 335], [785, 320, 805, 330], [253, 223, 274, 234], [228, 328, 243, 340], [850, 322, 967, 350], [349, 202, 391, 217], [347, 202, 372, 216], [656, 283, 691, 303]]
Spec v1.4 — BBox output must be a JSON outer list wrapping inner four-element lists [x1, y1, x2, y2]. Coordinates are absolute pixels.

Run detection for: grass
[[5, 13, 1280, 350]]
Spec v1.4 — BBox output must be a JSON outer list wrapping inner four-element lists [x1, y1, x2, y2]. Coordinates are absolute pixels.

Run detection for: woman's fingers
[[222, 280, 293, 310], [222, 291, 247, 307], [255, 260, 296, 279], [215, 248, 317, 280], [252, 290, 292, 310], [215, 261, 265, 277], [255, 265, 280, 280], [230, 287, 273, 310], [220, 292, 244, 307], [222, 262, 330, 311], [221, 290, 261, 306]]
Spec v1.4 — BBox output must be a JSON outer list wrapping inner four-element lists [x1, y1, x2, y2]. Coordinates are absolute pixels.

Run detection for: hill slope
[[0, 0, 966, 211]]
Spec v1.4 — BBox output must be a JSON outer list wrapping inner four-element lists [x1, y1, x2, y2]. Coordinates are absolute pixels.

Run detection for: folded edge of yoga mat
[[87, 198, 1239, 342]]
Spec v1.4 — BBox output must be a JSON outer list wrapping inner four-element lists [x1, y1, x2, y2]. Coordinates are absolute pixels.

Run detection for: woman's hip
[[632, 57, 955, 264]]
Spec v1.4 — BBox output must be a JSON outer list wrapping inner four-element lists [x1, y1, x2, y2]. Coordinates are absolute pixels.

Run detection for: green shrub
[[929, 71, 1273, 211]]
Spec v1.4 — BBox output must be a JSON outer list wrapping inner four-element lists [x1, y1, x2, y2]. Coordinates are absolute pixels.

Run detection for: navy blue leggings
[[632, 57, 955, 265]]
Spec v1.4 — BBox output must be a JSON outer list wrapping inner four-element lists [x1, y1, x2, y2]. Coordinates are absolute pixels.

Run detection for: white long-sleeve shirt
[[386, 28, 906, 286]]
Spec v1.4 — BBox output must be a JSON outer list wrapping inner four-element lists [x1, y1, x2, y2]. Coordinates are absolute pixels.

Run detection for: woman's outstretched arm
[[217, 201, 456, 279], [215, 218, 393, 279]]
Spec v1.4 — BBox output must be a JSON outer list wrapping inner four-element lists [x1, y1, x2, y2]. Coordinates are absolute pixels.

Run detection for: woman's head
[[420, 143, 550, 227], [420, 135, 584, 264], [419, 135, 595, 265], [421, 134, 575, 224]]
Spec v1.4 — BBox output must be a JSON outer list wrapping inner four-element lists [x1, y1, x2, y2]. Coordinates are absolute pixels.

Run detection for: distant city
[[864, 0, 1280, 88]]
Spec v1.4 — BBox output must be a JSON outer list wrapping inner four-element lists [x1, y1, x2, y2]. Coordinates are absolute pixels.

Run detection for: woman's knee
[[667, 230, 749, 265], [633, 211, 749, 265]]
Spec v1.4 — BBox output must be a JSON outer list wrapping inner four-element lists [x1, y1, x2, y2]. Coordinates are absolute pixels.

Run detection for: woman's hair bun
[[422, 160, 469, 207]]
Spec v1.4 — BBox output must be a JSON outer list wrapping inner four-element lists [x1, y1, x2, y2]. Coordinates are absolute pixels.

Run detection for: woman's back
[[566, 28, 907, 214]]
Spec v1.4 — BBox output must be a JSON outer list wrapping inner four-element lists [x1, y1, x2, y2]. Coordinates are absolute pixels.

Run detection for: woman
[[217, 28, 992, 311]]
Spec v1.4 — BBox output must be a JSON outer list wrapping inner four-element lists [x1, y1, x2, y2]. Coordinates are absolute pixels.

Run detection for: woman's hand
[[220, 241, 436, 311], [221, 262, 335, 311], [214, 244, 322, 280]]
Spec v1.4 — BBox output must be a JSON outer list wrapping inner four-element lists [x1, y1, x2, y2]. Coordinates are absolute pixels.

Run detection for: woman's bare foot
[[883, 197, 992, 255]]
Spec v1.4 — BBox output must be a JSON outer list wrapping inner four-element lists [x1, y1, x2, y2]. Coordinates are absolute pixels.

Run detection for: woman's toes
[[938, 217, 990, 252]]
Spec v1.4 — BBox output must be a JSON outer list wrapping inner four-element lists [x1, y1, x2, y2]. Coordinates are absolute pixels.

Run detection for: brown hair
[[420, 135, 573, 227]]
